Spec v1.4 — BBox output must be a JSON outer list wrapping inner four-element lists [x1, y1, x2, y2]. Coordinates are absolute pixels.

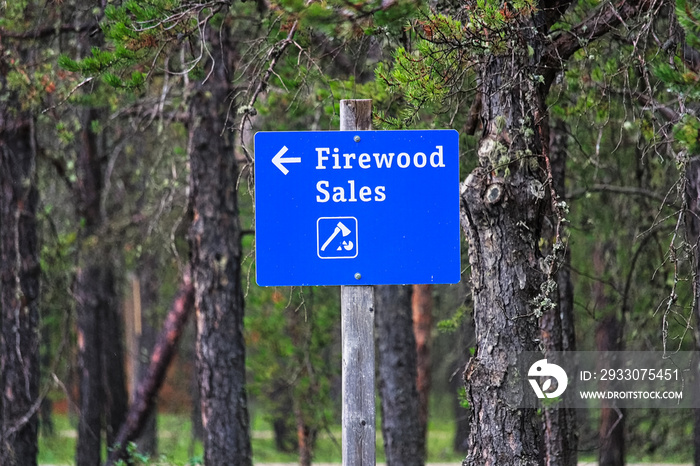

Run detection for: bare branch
[[633, 90, 682, 122], [239, 20, 299, 163], [42, 77, 94, 114], [567, 183, 680, 206]]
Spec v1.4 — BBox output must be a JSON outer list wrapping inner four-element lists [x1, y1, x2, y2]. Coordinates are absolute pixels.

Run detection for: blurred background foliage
[[2, 0, 699, 463]]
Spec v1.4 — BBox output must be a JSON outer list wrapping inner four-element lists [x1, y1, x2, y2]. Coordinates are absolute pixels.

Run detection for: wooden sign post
[[339, 99, 376, 465]]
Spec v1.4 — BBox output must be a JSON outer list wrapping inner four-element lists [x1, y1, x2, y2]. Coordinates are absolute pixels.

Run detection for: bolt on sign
[[254, 129, 461, 286]]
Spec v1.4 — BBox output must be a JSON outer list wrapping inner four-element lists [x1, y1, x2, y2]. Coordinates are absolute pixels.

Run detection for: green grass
[[37, 414, 204, 465], [38, 413, 75, 464], [38, 410, 695, 464], [38, 412, 465, 465]]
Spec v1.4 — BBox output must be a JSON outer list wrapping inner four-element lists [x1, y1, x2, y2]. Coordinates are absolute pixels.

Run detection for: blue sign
[[254, 130, 461, 286]]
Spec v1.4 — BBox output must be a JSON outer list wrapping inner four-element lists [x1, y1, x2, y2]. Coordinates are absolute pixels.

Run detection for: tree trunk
[[74, 263, 104, 466], [548, 119, 576, 354], [412, 283, 432, 445], [190, 366, 204, 442], [270, 384, 296, 453], [188, 20, 252, 466], [593, 244, 624, 466], [284, 289, 324, 466], [124, 264, 159, 455], [458, 0, 657, 460], [596, 316, 624, 466], [75, 260, 127, 461], [74, 108, 128, 466], [70, 5, 129, 459], [135, 310, 158, 456], [539, 119, 577, 466], [683, 156, 700, 466], [40, 324, 54, 436], [294, 412, 317, 466], [74, 107, 104, 466], [138, 259, 160, 455], [460, 37, 549, 466], [376, 285, 425, 466], [0, 111, 40, 466], [101, 265, 128, 448]]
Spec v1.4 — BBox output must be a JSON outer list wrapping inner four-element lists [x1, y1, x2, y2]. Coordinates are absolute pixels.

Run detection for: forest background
[[2, 0, 700, 465]]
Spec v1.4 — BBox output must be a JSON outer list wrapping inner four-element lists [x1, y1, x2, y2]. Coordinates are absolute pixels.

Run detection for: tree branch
[[464, 91, 482, 136], [239, 20, 298, 163], [632, 90, 682, 122], [567, 183, 679, 207], [543, 0, 655, 90], [311, 33, 373, 82]]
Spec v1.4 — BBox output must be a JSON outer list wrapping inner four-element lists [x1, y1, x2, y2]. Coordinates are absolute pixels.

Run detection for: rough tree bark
[[459, 0, 655, 461], [0, 104, 40, 466], [376, 285, 425, 466], [188, 17, 252, 466], [460, 30, 549, 466]]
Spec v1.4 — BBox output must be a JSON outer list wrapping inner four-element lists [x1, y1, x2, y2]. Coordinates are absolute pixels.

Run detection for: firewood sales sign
[[254, 130, 460, 286]]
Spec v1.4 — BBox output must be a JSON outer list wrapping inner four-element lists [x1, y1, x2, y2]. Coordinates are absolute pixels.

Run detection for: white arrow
[[272, 146, 301, 175]]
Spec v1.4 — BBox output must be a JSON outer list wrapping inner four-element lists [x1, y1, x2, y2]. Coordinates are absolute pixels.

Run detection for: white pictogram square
[[317, 217, 358, 259]]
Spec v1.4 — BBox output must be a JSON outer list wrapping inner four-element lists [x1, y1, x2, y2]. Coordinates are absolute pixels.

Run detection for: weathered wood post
[[339, 99, 376, 465]]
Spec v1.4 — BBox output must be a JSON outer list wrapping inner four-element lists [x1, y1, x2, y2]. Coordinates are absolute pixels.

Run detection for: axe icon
[[321, 221, 352, 252]]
